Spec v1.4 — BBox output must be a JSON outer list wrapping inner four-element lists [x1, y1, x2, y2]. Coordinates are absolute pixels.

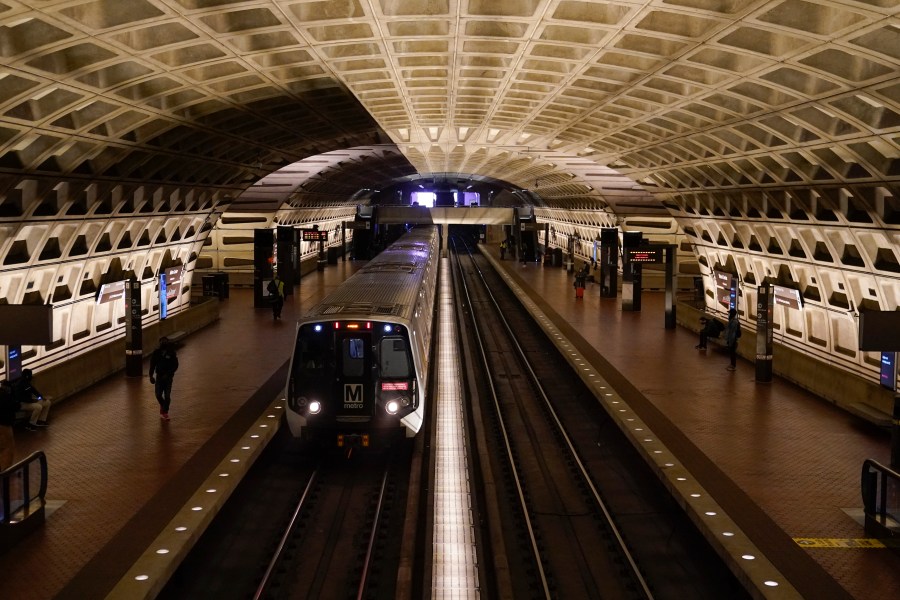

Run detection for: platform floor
[[2, 249, 897, 600]]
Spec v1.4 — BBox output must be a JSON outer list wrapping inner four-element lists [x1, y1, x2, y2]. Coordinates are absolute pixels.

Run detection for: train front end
[[285, 318, 420, 447]]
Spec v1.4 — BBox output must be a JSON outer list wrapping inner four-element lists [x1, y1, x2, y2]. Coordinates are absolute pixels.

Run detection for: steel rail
[[357, 465, 391, 600], [464, 243, 654, 600], [450, 238, 552, 599], [253, 469, 319, 600]]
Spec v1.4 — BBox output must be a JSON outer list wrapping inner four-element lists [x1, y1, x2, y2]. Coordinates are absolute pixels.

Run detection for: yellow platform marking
[[794, 538, 888, 548]]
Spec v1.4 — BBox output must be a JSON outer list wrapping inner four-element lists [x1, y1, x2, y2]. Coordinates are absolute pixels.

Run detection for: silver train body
[[284, 226, 440, 446]]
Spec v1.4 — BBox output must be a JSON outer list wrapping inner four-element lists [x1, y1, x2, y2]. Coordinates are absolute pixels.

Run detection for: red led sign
[[625, 248, 662, 263], [301, 229, 328, 241]]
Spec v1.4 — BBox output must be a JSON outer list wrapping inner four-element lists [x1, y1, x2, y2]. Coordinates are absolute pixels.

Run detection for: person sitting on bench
[[696, 317, 724, 349], [12, 369, 51, 431]]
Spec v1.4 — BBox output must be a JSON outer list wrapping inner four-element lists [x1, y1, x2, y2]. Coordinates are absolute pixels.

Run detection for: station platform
[[487, 247, 898, 600], [1, 247, 897, 600], [0, 262, 361, 600]]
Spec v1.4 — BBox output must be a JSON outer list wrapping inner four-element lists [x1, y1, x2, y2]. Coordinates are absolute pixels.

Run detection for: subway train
[[284, 225, 440, 447]]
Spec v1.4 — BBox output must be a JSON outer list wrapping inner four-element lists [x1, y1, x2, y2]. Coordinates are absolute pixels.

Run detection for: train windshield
[[380, 338, 411, 377], [342, 338, 366, 377], [298, 338, 325, 372]]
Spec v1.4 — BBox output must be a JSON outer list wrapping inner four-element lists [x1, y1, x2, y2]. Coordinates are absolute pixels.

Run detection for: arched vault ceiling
[[0, 1, 898, 198]]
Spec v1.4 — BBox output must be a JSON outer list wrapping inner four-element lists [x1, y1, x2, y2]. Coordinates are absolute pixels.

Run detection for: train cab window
[[342, 338, 365, 377], [380, 338, 410, 378], [299, 339, 325, 371]]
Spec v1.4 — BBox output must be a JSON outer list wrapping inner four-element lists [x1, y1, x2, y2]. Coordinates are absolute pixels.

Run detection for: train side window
[[380, 338, 410, 377], [343, 338, 365, 377]]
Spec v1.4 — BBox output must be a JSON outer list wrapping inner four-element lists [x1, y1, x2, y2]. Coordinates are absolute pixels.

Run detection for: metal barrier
[[1, 451, 48, 552], [861, 458, 900, 538]]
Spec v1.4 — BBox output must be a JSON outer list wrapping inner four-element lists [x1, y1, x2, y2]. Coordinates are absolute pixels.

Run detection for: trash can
[[213, 272, 229, 299], [201, 275, 216, 297], [327, 246, 338, 265], [553, 248, 563, 267], [317, 251, 327, 271]]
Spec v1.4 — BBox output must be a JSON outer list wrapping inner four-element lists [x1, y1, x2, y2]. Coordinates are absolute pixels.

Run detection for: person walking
[[268, 274, 285, 320], [149, 337, 179, 421], [12, 369, 51, 430], [0, 381, 16, 470], [724, 309, 741, 371]]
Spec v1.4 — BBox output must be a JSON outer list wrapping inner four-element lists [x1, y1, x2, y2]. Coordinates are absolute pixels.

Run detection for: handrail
[[1, 451, 48, 525], [860, 458, 900, 536]]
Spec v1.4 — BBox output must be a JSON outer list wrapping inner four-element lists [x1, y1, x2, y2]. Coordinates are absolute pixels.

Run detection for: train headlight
[[385, 400, 400, 415], [308, 400, 322, 415]]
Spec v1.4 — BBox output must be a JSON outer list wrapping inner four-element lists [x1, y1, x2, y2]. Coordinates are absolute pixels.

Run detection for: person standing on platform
[[724, 309, 741, 371], [13, 369, 51, 430], [500, 240, 507, 260], [0, 381, 16, 470], [149, 337, 179, 421], [268, 274, 285, 320]]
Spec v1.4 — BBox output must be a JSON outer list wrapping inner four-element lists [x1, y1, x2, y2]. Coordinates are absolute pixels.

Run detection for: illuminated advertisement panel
[[159, 266, 184, 319], [165, 267, 183, 301], [6, 346, 21, 380], [880, 352, 897, 391]]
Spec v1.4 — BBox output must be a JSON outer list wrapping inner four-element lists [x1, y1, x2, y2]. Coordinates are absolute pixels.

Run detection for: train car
[[284, 226, 440, 447]]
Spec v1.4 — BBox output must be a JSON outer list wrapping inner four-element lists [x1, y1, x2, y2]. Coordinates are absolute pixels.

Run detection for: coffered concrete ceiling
[[1, 1, 899, 391], [0, 0, 896, 212]]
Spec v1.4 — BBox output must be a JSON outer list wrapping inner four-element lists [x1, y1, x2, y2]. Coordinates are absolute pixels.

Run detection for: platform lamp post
[[755, 282, 775, 383], [124, 278, 142, 377], [663, 244, 677, 329]]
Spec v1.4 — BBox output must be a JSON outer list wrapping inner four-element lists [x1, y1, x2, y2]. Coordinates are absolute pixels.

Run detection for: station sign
[[96, 280, 126, 304], [0, 305, 53, 345], [859, 311, 900, 351], [773, 285, 802, 310], [520, 222, 542, 231], [301, 229, 329, 242]]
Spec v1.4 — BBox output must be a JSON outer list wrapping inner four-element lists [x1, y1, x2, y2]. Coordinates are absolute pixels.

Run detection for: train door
[[335, 329, 375, 419]]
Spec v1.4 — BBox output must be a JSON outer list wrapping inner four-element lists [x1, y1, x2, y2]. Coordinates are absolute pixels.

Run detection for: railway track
[[255, 449, 406, 599], [159, 236, 748, 600], [451, 238, 750, 599], [158, 427, 414, 600]]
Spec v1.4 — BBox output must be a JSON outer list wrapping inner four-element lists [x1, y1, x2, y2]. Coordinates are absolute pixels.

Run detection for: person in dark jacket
[[724, 309, 742, 371], [0, 381, 16, 470], [149, 337, 179, 421], [268, 275, 285, 320], [12, 369, 51, 430]]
